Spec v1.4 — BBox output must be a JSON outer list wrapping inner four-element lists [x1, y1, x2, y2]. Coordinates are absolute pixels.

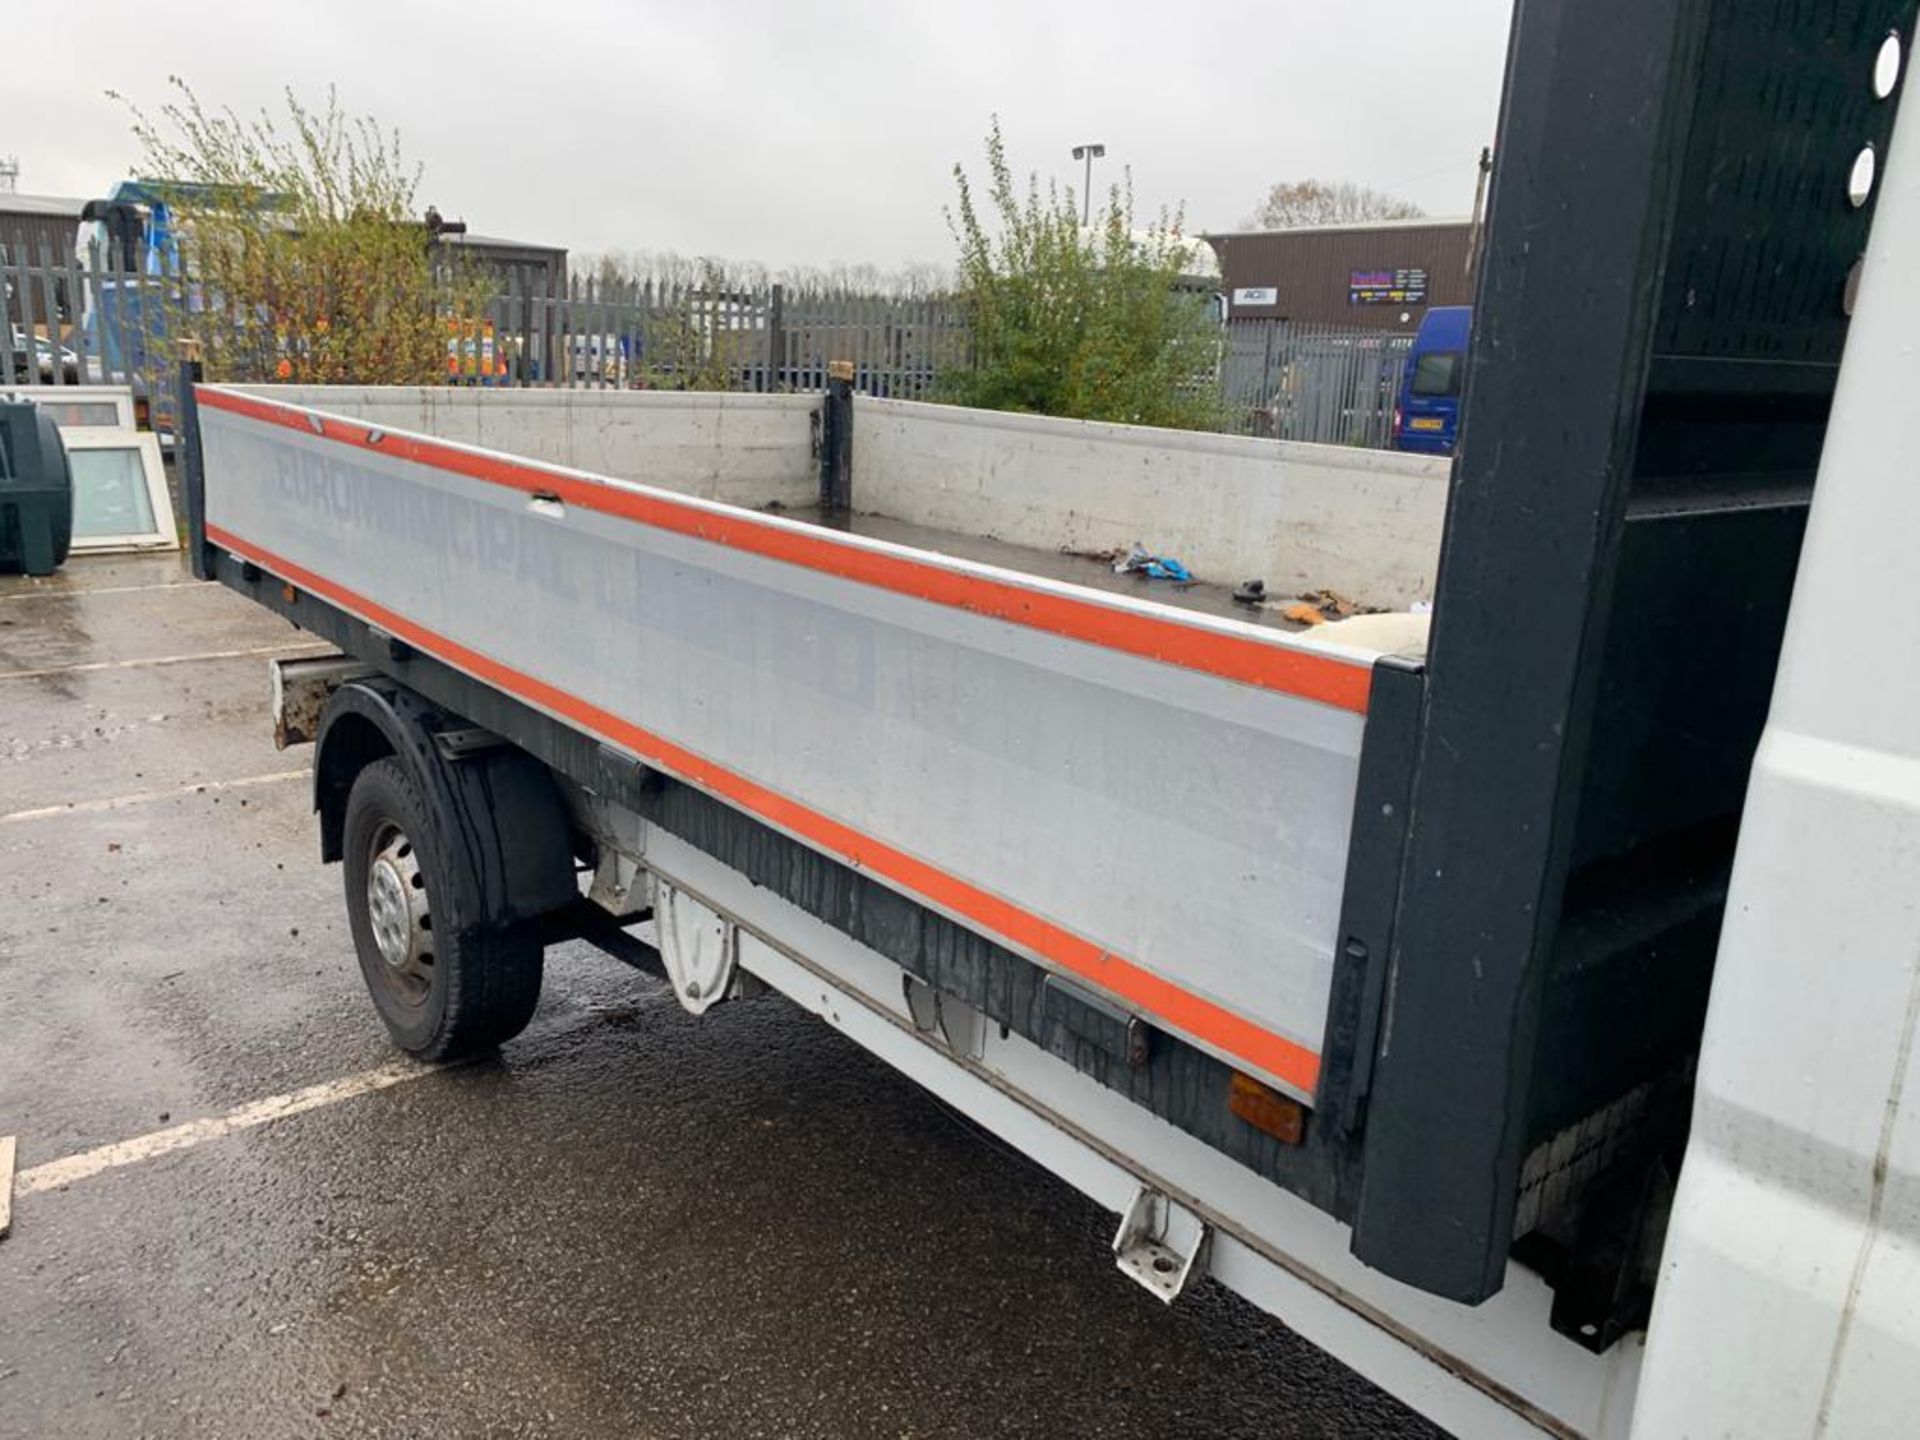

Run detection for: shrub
[[943, 120, 1222, 430], [116, 78, 485, 385]]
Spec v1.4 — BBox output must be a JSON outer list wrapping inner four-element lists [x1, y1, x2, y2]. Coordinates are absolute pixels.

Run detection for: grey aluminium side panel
[[211, 551, 1367, 1215], [199, 398, 1368, 1097]]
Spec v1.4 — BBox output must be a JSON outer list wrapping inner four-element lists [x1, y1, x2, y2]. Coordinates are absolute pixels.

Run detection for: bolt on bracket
[[1111, 1186, 1210, 1303]]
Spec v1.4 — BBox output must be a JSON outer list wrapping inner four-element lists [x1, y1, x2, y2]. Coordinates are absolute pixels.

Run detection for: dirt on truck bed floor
[[783, 506, 1325, 632], [0, 552, 1443, 1440]]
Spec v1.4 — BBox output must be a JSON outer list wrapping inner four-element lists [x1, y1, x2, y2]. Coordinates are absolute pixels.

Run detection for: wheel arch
[[313, 678, 576, 927], [315, 699, 396, 864]]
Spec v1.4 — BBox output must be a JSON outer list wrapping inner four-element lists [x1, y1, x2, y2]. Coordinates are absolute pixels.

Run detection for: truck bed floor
[[781, 506, 1314, 634]]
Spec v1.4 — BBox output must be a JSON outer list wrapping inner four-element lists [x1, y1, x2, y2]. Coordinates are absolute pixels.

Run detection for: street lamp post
[[1071, 143, 1106, 226]]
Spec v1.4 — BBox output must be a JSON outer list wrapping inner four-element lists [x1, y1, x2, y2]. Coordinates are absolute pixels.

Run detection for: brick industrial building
[[1204, 217, 1478, 330]]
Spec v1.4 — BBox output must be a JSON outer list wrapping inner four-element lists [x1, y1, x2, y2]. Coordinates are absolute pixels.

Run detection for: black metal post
[[765, 283, 785, 394], [176, 343, 211, 579], [819, 358, 853, 513]]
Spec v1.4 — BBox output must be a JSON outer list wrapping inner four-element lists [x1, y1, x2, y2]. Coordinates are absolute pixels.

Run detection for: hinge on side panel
[[1112, 1186, 1210, 1303], [1043, 973, 1153, 1071], [594, 741, 658, 801], [902, 974, 986, 1060], [432, 726, 509, 762], [366, 625, 412, 664]]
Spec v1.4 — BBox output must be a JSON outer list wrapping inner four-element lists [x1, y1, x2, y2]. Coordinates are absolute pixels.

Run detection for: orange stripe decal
[[197, 386, 1371, 715], [204, 521, 1325, 1096]]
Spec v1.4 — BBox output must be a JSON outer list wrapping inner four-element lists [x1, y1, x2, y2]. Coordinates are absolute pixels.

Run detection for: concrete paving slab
[[0, 658, 308, 814], [0, 556, 324, 816], [0, 559, 301, 675]]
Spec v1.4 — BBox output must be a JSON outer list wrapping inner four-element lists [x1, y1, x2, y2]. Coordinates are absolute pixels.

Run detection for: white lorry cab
[[172, 2, 1920, 1435]]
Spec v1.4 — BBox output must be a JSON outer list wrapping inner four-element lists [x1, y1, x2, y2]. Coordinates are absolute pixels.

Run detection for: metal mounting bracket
[[1111, 1186, 1210, 1303], [655, 881, 739, 1016], [269, 654, 371, 748], [588, 848, 647, 919]]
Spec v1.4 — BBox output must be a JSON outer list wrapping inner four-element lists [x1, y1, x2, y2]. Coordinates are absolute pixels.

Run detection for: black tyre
[[341, 757, 542, 1058]]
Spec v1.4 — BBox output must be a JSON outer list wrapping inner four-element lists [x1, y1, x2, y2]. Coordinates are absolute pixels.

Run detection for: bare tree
[[581, 248, 950, 298], [895, 260, 954, 299], [1246, 179, 1424, 230]]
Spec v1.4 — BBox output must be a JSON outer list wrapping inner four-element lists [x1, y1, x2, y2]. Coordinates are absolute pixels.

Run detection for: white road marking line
[[12, 1007, 626, 1202], [14, 1059, 455, 1198], [0, 641, 330, 682], [0, 1134, 15, 1239], [0, 581, 206, 604], [0, 769, 308, 825]]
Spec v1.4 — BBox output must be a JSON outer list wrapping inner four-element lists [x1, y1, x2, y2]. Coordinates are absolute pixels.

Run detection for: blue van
[[1392, 306, 1471, 455]]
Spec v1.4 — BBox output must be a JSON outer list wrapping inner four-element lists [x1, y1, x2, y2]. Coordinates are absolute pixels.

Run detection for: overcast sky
[[9, 0, 1515, 272]]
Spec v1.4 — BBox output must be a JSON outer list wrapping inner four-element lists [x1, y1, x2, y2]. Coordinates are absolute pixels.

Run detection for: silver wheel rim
[[365, 821, 433, 1002]]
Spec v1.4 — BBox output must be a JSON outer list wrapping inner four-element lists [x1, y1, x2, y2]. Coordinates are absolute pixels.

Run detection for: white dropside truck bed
[[194, 384, 1634, 1440], [180, 8, 1920, 1438]]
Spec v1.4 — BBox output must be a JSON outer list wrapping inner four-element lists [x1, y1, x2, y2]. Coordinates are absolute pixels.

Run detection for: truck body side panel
[[196, 387, 1373, 1099]]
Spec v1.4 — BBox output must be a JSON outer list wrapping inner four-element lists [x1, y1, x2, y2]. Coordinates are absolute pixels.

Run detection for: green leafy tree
[[942, 120, 1222, 430], [114, 78, 485, 384]]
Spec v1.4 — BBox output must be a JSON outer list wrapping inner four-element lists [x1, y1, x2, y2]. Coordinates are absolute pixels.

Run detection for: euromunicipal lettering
[[259, 432, 588, 604]]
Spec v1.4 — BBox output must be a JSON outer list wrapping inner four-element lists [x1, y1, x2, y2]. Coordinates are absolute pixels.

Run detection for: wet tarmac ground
[[0, 553, 1445, 1440]]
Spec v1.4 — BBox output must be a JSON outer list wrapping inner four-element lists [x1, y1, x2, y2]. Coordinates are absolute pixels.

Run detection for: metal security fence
[[4, 236, 969, 423], [463, 274, 967, 400], [3, 234, 177, 421], [9, 231, 1411, 451], [1219, 319, 1412, 448]]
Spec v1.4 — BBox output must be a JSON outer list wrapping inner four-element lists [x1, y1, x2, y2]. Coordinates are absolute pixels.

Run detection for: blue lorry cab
[[1392, 306, 1471, 455]]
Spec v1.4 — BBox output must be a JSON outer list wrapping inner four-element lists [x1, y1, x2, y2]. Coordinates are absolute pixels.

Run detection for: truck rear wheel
[[341, 758, 543, 1058]]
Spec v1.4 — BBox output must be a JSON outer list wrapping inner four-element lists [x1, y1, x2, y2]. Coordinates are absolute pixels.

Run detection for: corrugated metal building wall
[[0, 194, 82, 264], [1, 195, 84, 331], [1205, 219, 1477, 330]]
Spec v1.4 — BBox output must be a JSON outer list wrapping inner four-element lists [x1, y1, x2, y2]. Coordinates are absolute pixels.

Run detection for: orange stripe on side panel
[[206, 522, 1324, 1096], [197, 386, 1371, 714]]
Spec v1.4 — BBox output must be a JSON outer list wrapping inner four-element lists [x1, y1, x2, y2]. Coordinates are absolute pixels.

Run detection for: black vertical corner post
[[819, 358, 854, 513], [1347, 0, 1911, 1307], [176, 340, 212, 580], [1349, 0, 1702, 1302]]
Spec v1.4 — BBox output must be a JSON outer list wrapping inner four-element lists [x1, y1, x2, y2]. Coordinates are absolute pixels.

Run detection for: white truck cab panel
[[1633, 33, 1920, 1438]]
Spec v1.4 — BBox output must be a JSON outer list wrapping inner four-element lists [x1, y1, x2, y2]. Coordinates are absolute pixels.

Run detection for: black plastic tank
[[0, 401, 73, 575]]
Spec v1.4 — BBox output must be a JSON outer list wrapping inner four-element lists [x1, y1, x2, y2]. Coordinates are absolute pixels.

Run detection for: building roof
[[1204, 215, 1473, 242], [0, 192, 86, 219], [440, 231, 567, 258]]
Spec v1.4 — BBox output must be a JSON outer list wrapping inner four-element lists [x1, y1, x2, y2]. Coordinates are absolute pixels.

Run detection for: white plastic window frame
[[61, 429, 178, 553], [0, 385, 137, 432]]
